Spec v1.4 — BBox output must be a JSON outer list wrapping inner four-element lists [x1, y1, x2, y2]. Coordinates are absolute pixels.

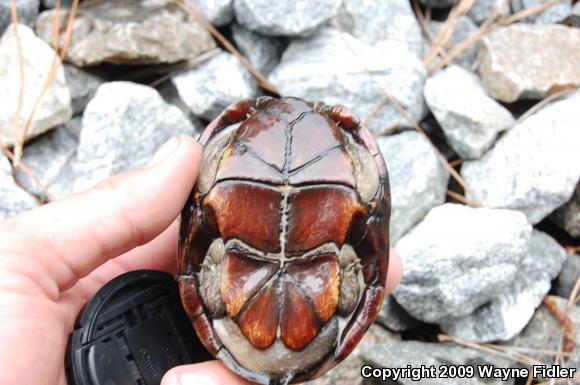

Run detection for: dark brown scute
[[288, 113, 343, 170], [234, 113, 287, 170], [286, 254, 340, 323], [286, 187, 366, 253], [288, 147, 355, 186], [281, 280, 320, 351], [216, 145, 284, 185], [238, 285, 279, 349], [203, 182, 282, 252], [221, 252, 278, 318]]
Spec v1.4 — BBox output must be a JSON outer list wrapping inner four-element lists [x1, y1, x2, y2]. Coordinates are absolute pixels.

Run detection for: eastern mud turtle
[[178, 97, 390, 384]]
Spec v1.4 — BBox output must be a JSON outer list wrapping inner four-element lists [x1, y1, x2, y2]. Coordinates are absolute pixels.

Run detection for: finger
[[162, 360, 254, 385], [385, 247, 403, 294], [72, 220, 180, 302], [0, 135, 201, 295]]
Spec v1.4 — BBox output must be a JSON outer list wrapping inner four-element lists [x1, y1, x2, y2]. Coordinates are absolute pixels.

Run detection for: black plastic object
[[67, 270, 212, 385]]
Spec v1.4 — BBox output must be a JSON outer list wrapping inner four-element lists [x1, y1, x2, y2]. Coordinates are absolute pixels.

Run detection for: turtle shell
[[178, 97, 390, 384]]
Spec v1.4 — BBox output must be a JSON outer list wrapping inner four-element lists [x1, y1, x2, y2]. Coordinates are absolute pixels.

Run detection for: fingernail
[[177, 372, 217, 385], [148, 136, 180, 167]]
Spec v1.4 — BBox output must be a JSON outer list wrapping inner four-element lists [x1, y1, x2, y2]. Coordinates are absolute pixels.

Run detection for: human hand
[[0, 135, 402, 385]]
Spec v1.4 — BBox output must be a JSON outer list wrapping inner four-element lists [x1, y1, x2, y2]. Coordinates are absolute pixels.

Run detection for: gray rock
[[234, 0, 341, 37], [231, 23, 285, 76], [467, 0, 510, 25], [555, 254, 580, 300], [441, 230, 568, 342], [572, 2, 580, 27], [337, 0, 426, 59], [377, 295, 422, 332], [511, 0, 571, 24], [424, 65, 515, 159], [478, 24, 580, 102], [506, 296, 580, 377], [393, 204, 532, 323], [462, 92, 580, 225], [63, 64, 104, 116], [0, 0, 38, 35], [189, 0, 233, 26], [550, 182, 580, 237], [269, 28, 428, 133], [419, 0, 458, 8], [361, 340, 513, 385], [53, 82, 196, 196], [429, 16, 479, 70], [0, 152, 38, 220], [171, 50, 258, 121], [306, 324, 399, 385], [377, 131, 449, 243], [34, 0, 216, 66], [16, 126, 77, 199], [0, 24, 72, 146]]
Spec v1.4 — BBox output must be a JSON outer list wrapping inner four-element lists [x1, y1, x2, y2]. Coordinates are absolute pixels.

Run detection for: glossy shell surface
[[178, 97, 390, 384]]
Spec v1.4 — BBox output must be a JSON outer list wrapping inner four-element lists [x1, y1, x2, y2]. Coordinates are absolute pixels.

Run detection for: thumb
[[162, 361, 254, 385]]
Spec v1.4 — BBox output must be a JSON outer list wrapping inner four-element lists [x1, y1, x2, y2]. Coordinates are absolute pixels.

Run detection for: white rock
[[337, 0, 426, 59], [505, 296, 580, 377], [429, 16, 479, 70], [424, 65, 514, 159], [234, 0, 341, 36], [393, 204, 532, 323], [0, 0, 39, 34], [478, 24, 580, 102], [0, 24, 72, 146], [462, 92, 580, 224], [16, 126, 77, 199], [467, 0, 510, 25], [441, 230, 567, 342], [189, 0, 233, 26], [269, 28, 428, 133], [572, 2, 580, 27], [377, 131, 449, 242], [511, 0, 571, 24], [172, 50, 258, 121], [58, 82, 196, 195], [231, 23, 284, 76], [550, 182, 580, 237], [63, 64, 104, 115], [0, 152, 38, 219], [555, 254, 580, 300]]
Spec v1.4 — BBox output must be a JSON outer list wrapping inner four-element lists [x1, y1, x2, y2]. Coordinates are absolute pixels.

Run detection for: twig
[[13, 0, 79, 165], [543, 297, 576, 354], [330, 18, 472, 200], [429, 0, 564, 74], [422, 0, 475, 68], [508, 87, 578, 132], [175, 0, 279, 95], [1, 147, 49, 201], [9, 0, 25, 162], [437, 334, 545, 366]]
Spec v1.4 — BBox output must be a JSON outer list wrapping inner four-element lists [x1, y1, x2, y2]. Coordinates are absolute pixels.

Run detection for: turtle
[[178, 96, 390, 385]]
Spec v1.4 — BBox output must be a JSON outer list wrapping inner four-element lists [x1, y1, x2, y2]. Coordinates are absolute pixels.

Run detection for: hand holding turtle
[[0, 135, 402, 385]]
